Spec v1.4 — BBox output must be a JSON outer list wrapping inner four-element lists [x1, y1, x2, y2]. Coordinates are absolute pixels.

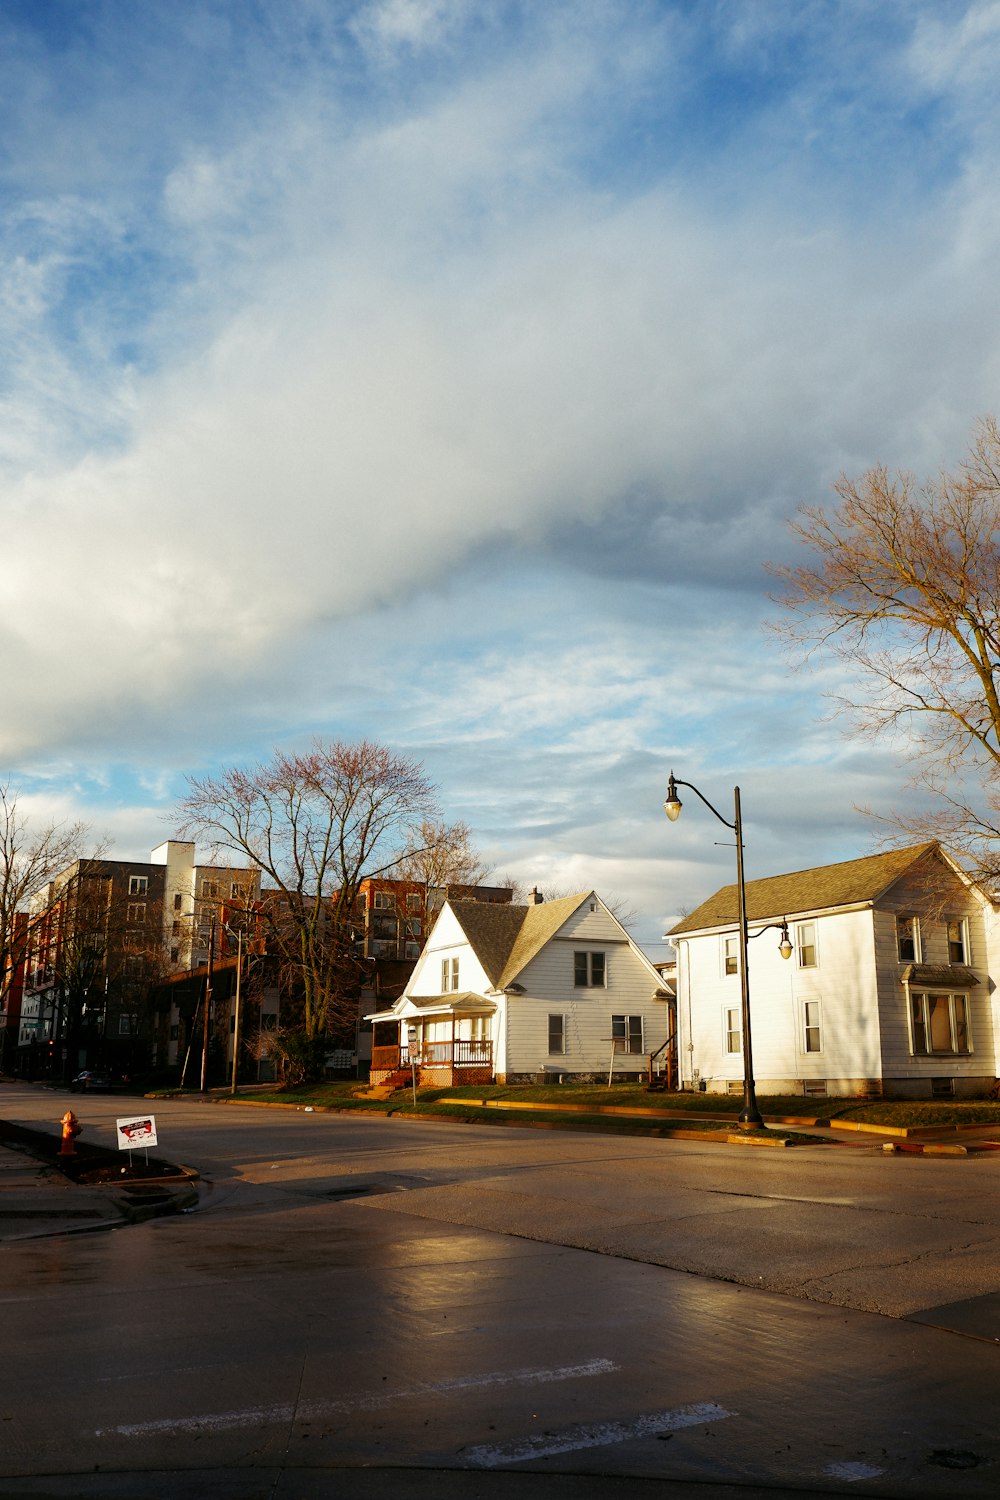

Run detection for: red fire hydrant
[[60, 1110, 82, 1157]]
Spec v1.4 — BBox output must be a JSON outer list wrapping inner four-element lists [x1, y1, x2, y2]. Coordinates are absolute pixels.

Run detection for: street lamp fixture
[[664, 771, 791, 1128]]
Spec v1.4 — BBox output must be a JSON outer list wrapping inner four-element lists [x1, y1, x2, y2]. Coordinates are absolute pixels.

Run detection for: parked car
[[69, 1070, 112, 1093]]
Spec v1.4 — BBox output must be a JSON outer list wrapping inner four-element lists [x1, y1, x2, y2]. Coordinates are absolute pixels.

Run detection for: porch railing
[[371, 1039, 492, 1072]]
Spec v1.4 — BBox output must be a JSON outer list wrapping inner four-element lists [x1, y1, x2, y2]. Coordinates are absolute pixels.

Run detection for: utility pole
[[200, 916, 215, 1093]]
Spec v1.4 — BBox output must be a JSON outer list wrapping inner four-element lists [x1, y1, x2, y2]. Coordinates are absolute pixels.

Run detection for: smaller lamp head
[[664, 772, 682, 822]]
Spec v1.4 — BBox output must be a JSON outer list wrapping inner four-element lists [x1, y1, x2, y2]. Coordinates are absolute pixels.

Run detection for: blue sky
[[3, 0, 1000, 952]]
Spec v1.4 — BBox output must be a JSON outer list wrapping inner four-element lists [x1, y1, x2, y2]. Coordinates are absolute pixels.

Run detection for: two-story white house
[[669, 842, 999, 1099], [369, 891, 673, 1085]]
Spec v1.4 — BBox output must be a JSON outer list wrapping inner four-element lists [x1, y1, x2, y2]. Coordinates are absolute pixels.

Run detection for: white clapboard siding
[[503, 898, 669, 1075]]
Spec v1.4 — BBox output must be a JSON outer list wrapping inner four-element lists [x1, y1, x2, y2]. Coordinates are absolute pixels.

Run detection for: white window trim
[[908, 989, 973, 1056], [946, 916, 970, 966], [801, 998, 822, 1054], [896, 914, 921, 963], [796, 921, 818, 969], [612, 1014, 644, 1054], [724, 1005, 741, 1055], [574, 951, 607, 988], [722, 935, 739, 977], [548, 1013, 566, 1055]]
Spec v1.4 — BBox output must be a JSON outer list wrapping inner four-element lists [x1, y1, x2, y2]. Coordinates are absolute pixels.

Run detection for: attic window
[[574, 951, 606, 987], [897, 915, 920, 963]]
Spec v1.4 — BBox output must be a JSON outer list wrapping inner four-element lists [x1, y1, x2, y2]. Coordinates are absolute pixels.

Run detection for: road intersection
[[1, 1082, 999, 1497]]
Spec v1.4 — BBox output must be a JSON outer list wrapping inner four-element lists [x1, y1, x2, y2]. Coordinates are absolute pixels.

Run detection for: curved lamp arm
[[664, 772, 734, 831]]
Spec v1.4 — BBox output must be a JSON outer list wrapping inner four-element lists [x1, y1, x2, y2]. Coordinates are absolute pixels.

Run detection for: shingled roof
[[669, 842, 941, 936], [450, 892, 590, 988]]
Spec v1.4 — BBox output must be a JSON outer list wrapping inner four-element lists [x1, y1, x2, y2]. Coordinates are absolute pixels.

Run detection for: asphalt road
[[2, 1083, 999, 1499]]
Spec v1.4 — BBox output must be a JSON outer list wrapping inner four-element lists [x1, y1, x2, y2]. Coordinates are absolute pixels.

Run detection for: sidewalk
[[0, 1133, 199, 1242], [0, 1138, 132, 1241]]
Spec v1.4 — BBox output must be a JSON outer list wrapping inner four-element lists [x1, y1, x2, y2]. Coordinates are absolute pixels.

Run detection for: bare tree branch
[[176, 739, 437, 1043], [770, 415, 1000, 878]]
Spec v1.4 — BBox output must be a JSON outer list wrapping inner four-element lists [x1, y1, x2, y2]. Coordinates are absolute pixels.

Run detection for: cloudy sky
[[3, 0, 1000, 953]]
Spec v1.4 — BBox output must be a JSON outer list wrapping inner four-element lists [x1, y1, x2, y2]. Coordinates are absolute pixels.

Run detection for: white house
[[369, 891, 674, 1086], [669, 842, 999, 1100]]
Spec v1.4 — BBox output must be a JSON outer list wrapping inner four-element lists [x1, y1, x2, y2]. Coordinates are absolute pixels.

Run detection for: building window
[[126, 903, 146, 924], [897, 915, 920, 962], [404, 942, 421, 959], [406, 893, 421, 913], [723, 936, 739, 976], [173, 893, 183, 910], [170, 947, 179, 963], [612, 1015, 643, 1054], [946, 918, 968, 965], [909, 992, 971, 1055], [796, 922, 817, 968], [374, 891, 395, 910], [574, 951, 606, 987], [128, 876, 148, 895], [803, 1000, 822, 1053], [724, 1006, 741, 1054], [201, 880, 219, 899], [231, 881, 248, 900], [441, 957, 459, 992], [548, 1014, 565, 1054], [118, 1016, 133, 1035]]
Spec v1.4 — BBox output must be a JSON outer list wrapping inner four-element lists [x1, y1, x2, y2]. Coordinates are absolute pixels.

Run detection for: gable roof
[[449, 892, 590, 989], [669, 842, 942, 935]]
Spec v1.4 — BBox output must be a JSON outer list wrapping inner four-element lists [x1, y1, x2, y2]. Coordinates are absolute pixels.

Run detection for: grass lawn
[[214, 1079, 1000, 1131]]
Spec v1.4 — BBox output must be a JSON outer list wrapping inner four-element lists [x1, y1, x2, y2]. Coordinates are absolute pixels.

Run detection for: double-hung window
[[796, 922, 817, 968], [724, 1007, 741, 1054], [723, 936, 739, 976], [896, 915, 920, 962], [441, 957, 459, 993], [574, 951, 606, 987], [909, 992, 971, 1055], [802, 1000, 822, 1053], [612, 1015, 643, 1053], [946, 918, 969, 965], [128, 876, 148, 896], [548, 1014, 565, 1055]]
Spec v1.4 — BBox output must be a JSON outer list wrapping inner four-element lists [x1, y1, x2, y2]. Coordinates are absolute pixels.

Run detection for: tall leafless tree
[[0, 784, 91, 1018], [771, 415, 1000, 876], [177, 740, 437, 1046]]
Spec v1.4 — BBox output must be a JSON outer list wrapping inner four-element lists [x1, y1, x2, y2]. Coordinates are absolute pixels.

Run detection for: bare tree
[[771, 415, 1000, 875], [177, 740, 437, 1049], [0, 784, 90, 1017]]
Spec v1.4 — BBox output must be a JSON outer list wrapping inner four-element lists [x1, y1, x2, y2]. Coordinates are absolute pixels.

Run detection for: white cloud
[[1, 2, 999, 942]]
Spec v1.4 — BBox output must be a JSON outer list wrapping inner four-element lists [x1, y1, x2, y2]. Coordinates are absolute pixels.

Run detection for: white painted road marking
[[464, 1401, 734, 1467], [96, 1358, 619, 1438]]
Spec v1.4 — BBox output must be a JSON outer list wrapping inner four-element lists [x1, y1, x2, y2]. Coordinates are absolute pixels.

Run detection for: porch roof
[[366, 992, 497, 1023], [900, 963, 980, 988]]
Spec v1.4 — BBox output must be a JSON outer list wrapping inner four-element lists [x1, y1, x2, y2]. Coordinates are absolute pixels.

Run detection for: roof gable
[[670, 842, 945, 935], [496, 892, 590, 989], [446, 892, 591, 989]]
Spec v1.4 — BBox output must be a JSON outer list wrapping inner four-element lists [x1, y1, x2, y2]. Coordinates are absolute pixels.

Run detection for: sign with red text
[[116, 1116, 158, 1150]]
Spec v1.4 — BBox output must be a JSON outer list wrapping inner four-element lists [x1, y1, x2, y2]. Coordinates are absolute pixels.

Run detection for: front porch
[[371, 1037, 494, 1087]]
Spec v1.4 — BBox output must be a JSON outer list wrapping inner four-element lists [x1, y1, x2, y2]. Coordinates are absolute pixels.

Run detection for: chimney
[[528, 887, 544, 905]]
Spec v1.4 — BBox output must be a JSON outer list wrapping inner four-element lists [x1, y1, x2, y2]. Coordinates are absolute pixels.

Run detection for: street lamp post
[[664, 771, 790, 1129]]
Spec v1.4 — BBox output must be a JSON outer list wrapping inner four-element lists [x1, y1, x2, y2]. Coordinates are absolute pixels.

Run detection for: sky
[[3, 0, 1000, 955]]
